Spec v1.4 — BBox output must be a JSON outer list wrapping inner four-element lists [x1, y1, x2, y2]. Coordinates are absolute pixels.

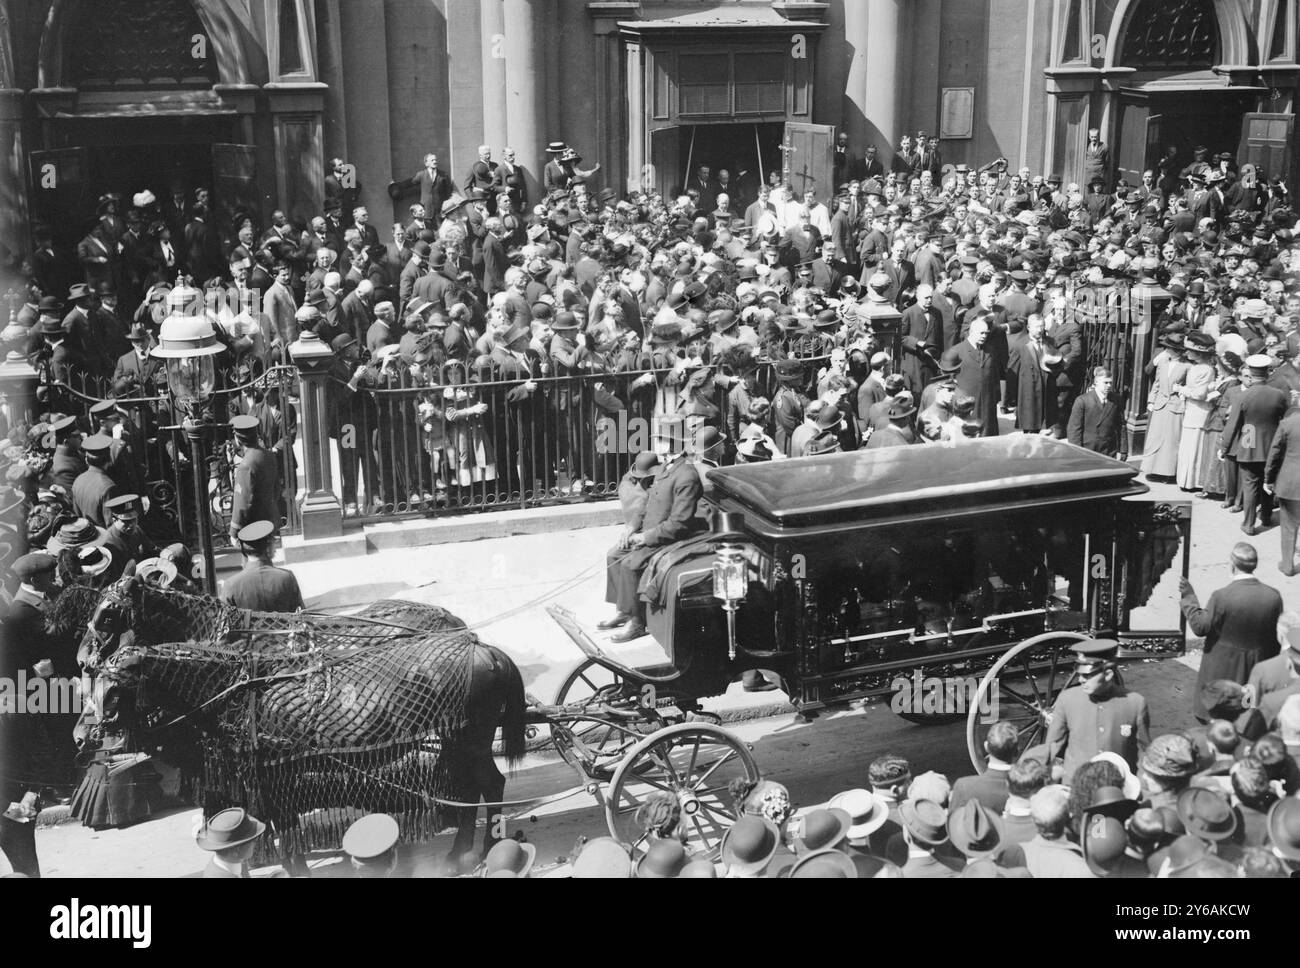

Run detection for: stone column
[[863, 0, 904, 152], [502, 0, 545, 205], [481, 0, 508, 152], [0, 87, 24, 277], [289, 331, 342, 539]]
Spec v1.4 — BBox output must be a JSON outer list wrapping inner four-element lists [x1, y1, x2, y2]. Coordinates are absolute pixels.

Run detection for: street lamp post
[[151, 287, 224, 595]]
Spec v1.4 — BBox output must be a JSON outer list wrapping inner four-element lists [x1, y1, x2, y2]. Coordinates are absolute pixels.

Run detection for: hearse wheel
[[551, 659, 644, 780], [605, 723, 759, 861], [965, 632, 1088, 773]]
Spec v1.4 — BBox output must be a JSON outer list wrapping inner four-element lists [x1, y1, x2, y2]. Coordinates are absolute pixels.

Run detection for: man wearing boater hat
[[196, 807, 267, 878], [600, 416, 702, 643], [1044, 639, 1150, 783], [221, 520, 303, 613]]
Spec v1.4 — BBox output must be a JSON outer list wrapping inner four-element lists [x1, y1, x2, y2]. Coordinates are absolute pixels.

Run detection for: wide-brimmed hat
[[46, 517, 109, 555], [134, 556, 180, 589], [900, 798, 948, 846], [794, 808, 851, 854], [788, 849, 857, 878], [481, 838, 536, 878], [546, 141, 568, 154], [946, 799, 1004, 858], [195, 808, 266, 852], [440, 194, 471, 218], [720, 815, 781, 875], [1158, 332, 1186, 351], [805, 431, 842, 456], [76, 544, 114, 578], [887, 393, 917, 420], [1184, 332, 1215, 354], [827, 789, 889, 841], [736, 436, 777, 463], [1175, 787, 1238, 843]]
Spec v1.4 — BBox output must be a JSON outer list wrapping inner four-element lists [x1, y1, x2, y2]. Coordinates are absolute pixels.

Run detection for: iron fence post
[[289, 332, 343, 539], [184, 417, 218, 596]]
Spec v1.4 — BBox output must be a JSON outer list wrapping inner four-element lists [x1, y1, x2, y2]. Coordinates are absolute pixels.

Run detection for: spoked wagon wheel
[[965, 632, 1088, 773], [605, 723, 759, 861], [551, 659, 645, 780]]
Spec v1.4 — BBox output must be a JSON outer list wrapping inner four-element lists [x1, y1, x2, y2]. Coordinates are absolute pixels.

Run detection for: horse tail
[[494, 645, 528, 767]]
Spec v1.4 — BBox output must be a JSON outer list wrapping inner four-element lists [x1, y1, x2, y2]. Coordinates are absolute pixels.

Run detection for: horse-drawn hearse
[[69, 435, 1190, 868], [542, 434, 1190, 855]]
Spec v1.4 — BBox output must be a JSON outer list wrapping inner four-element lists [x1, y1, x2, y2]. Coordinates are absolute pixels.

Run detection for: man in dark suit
[[900, 285, 943, 397], [228, 415, 281, 541], [951, 315, 1001, 437], [1223, 356, 1290, 535], [950, 721, 1018, 814], [687, 165, 717, 214], [1006, 313, 1052, 434], [1067, 367, 1122, 454], [77, 222, 116, 290], [220, 520, 304, 613], [1043, 303, 1084, 437], [600, 419, 703, 643], [338, 279, 376, 345], [393, 153, 453, 228], [112, 323, 164, 395], [1265, 395, 1300, 575], [464, 145, 499, 213], [1181, 543, 1283, 721], [492, 146, 528, 213], [183, 203, 222, 283]]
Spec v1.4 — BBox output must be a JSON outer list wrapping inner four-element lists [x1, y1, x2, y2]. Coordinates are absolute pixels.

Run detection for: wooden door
[[782, 122, 834, 200], [1238, 113, 1294, 190], [212, 143, 260, 238], [649, 126, 681, 200], [27, 147, 91, 246]]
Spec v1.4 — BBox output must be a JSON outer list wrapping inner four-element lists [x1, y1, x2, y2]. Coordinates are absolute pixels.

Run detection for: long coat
[[1224, 383, 1289, 465], [229, 447, 281, 539], [1265, 408, 1300, 499], [1182, 575, 1283, 720], [1006, 337, 1051, 433], [951, 339, 1001, 437], [899, 303, 943, 397]]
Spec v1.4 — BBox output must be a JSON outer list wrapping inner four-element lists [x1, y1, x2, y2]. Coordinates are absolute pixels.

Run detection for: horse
[[64, 576, 527, 873]]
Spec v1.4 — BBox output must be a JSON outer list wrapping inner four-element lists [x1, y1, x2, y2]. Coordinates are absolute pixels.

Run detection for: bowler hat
[[1267, 796, 1300, 860], [41, 316, 64, 336], [1082, 784, 1140, 823], [37, 296, 62, 316], [887, 393, 917, 420], [721, 815, 781, 874], [633, 839, 690, 879], [629, 451, 659, 480], [795, 808, 851, 854], [692, 425, 726, 456], [195, 808, 266, 852], [788, 849, 857, 878], [551, 311, 578, 332], [482, 838, 536, 878]]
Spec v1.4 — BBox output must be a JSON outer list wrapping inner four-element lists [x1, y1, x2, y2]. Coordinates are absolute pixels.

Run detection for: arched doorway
[[1110, 0, 1271, 187], [29, 0, 261, 252]]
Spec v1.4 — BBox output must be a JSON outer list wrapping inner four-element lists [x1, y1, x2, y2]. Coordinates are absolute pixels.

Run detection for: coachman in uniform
[[600, 418, 702, 643], [48, 415, 87, 492], [228, 414, 281, 542], [101, 494, 159, 574], [71, 434, 122, 528], [1044, 639, 1151, 783], [220, 520, 304, 613]]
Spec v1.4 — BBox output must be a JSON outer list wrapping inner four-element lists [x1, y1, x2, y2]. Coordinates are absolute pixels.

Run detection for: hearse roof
[[707, 436, 1147, 540]]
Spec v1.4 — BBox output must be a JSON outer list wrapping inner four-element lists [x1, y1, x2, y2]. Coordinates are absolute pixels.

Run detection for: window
[[1120, 0, 1219, 69], [1269, 0, 1295, 61], [678, 54, 730, 116], [1061, 0, 1085, 62], [279, 0, 305, 75], [734, 53, 785, 114]]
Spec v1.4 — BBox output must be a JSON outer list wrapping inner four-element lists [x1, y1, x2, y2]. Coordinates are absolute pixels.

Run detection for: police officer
[[220, 520, 304, 613], [48, 415, 86, 492], [1044, 639, 1150, 783], [102, 494, 159, 573], [70, 434, 122, 528], [228, 414, 280, 542], [341, 813, 400, 878]]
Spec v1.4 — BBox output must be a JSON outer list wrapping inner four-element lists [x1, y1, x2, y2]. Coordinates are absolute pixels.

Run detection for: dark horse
[[57, 576, 527, 873]]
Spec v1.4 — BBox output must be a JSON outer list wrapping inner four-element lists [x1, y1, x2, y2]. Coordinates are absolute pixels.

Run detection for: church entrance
[[1115, 88, 1259, 188]]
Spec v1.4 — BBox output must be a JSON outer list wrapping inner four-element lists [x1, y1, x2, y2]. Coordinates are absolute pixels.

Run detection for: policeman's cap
[[236, 520, 276, 546], [81, 434, 113, 455], [342, 813, 400, 861], [1073, 638, 1119, 674], [230, 414, 260, 442], [105, 493, 143, 518]]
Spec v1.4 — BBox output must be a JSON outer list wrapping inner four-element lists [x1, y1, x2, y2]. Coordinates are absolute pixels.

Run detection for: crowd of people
[[7, 124, 1300, 877]]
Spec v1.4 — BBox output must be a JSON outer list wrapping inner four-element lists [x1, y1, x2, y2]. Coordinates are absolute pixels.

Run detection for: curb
[[282, 501, 625, 563]]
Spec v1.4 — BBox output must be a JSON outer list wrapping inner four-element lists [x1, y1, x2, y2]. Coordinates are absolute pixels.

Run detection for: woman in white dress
[[1174, 332, 1218, 490], [1140, 333, 1189, 479]]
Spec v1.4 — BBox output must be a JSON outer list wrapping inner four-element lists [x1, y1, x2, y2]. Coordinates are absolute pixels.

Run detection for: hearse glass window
[[815, 518, 1093, 659]]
